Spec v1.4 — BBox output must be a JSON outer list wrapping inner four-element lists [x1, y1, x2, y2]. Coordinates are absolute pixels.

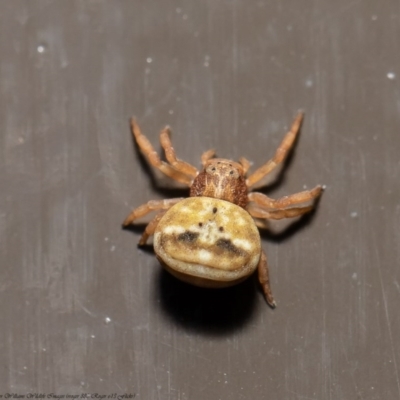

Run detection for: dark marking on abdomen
[[216, 238, 244, 255], [177, 231, 199, 243]]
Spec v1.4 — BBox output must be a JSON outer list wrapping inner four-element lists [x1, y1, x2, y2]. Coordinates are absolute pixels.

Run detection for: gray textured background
[[1, 1, 400, 398]]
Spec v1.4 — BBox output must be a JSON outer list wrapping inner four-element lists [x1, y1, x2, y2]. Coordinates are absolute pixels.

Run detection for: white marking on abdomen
[[163, 225, 186, 235], [232, 238, 253, 251]]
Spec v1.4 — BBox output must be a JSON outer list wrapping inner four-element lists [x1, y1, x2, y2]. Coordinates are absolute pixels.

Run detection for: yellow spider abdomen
[[154, 197, 261, 288]]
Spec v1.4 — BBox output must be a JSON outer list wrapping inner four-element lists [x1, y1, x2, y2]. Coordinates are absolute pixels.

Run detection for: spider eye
[[211, 167, 216, 172], [229, 170, 234, 175]]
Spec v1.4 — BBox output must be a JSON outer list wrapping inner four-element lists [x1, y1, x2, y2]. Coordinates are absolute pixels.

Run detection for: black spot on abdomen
[[177, 231, 199, 243]]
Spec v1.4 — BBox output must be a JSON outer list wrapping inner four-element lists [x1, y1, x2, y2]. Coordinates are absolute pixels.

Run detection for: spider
[[123, 112, 323, 308]]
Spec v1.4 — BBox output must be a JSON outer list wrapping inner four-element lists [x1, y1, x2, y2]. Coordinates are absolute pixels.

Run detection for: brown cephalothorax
[[190, 159, 248, 208], [123, 113, 323, 308]]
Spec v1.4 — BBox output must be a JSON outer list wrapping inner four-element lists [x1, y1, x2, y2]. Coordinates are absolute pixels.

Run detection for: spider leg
[[239, 157, 251, 175], [159, 126, 198, 178], [248, 185, 322, 209], [253, 218, 270, 230], [246, 112, 304, 188], [247, 204, 314, 220], [201, 149, 216, 166], [130, 118, 192, 186], [258, 250, 276, 308], [138, 211, 166, 246], [123, 197, 183, 226]]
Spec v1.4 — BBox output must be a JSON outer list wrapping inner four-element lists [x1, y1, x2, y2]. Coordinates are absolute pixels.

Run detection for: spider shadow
[[122, 222, 152, 241], [155, 267, 259, 336]]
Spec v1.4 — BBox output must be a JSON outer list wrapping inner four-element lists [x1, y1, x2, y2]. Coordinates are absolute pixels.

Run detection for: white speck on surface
[[42, 348, 46, 352], [18, 137, 25, 144], [37, 45, 46, 53], [305, 79, 313, 88], [104, 237, 109, 242], [303, 185, 308, 189], [352, 273, 357, 280], [182, 14, 188, 20], [176, 7, 182, 13], [146, 57, 153, 63], [322, 184, 327, 190], [204, 55, 210, 67], [371, 15, 378, 20], [110, 245, 116, 252], [387, 72, 396, 80], [104, 317, 112, 324], [168, 109, 174, 115], [91, 335, 96, 338], [350, 211, 358, 218]]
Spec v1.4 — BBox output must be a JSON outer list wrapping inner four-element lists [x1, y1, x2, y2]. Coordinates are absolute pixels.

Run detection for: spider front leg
[[239, 157, 251, 175], [258, 250, 276, 308], [248, 185, 323, 210], [123, 198, 183, 227], [246, 112, 304, 188], [159, 126, 199, 178], [130, 118, 192, 186], [201, 149, 216, 166]]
